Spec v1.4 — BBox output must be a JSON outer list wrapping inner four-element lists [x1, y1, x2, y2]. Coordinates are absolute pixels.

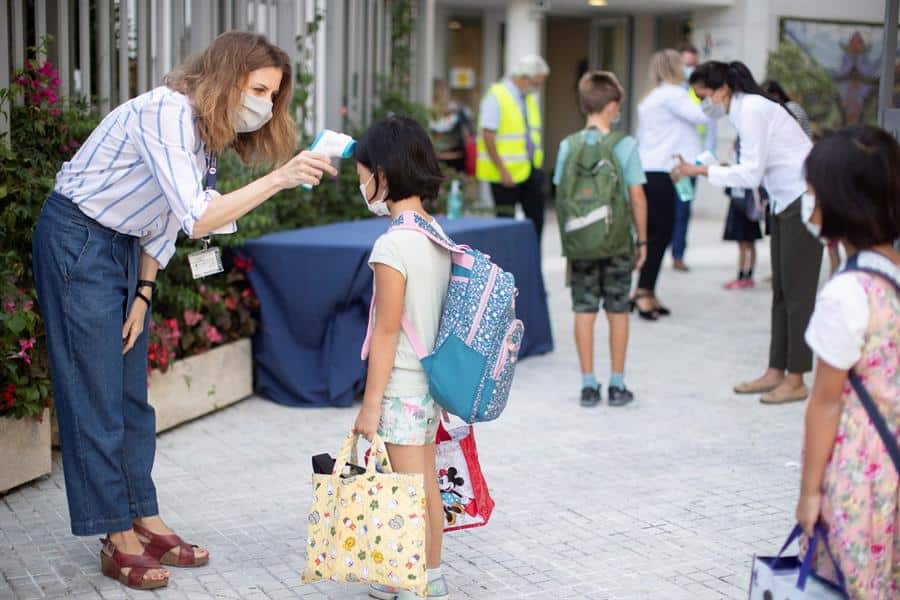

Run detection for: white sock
[[427, 566, 442, 582]]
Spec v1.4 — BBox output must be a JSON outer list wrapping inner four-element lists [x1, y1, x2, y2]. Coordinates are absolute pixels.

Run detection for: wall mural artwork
[[774, 18, 899, 129]]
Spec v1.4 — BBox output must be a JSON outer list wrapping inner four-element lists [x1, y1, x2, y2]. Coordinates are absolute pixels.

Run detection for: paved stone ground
[[1, 214, 818, 599]]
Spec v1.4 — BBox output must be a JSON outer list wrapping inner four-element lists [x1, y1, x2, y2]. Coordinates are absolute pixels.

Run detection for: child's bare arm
[[629, 184, 648, 270], [355, 263, 406, 439], [796, 359, 847, 534]]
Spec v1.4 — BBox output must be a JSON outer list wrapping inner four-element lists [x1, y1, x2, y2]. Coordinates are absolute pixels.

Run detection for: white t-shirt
[[368, 220, 451, 397], [805, 252, 900, 370]]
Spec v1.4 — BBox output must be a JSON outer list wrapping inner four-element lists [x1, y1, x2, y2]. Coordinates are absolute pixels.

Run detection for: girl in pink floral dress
[[795, 125, 900, 599]]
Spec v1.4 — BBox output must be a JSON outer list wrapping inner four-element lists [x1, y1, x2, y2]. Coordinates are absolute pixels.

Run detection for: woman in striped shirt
[[31, 31, 336, 590]]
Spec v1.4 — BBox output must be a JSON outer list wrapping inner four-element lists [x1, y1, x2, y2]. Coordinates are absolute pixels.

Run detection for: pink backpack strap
[[390, 211, 470, 255], [360, 295, 429, 361]]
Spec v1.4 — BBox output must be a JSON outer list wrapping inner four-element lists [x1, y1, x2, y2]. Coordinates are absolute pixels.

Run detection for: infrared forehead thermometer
[[301, 129, 357, 189]]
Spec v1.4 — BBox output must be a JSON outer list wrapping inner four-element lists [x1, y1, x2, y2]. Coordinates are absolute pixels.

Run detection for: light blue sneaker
[[370, 576, 449, 600], [369, 583, 399, 600], [396, 577, 449, 600]]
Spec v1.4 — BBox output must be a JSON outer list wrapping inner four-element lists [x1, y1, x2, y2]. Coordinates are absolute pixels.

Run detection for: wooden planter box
[[0, 409, 51, 493], [148, 338, 253, 433]]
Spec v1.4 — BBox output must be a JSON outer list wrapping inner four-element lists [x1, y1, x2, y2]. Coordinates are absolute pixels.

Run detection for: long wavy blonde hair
[[165, 31, 295, 165]]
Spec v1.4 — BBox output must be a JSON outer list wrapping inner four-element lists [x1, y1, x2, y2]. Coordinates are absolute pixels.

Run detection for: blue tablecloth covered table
[[243, 216, 553, 407]]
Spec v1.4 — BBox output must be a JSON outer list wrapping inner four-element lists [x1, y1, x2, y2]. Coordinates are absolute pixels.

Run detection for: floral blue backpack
[[361, 212, 524, 423]]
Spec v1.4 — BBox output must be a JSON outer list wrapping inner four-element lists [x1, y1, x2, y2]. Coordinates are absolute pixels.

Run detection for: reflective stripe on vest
[[476, 83, 544, 184]]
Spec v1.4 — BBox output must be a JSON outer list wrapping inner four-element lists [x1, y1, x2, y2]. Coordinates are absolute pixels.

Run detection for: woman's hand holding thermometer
[[299, 129, 357, 190], [275, 150, 337, 189]]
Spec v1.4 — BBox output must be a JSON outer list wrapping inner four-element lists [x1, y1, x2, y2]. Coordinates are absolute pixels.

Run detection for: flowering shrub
[[146, 256, 259, 375], [0, 253, 52, 420]]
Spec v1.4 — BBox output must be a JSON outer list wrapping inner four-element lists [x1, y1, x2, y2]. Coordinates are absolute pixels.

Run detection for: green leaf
[[6, 314, 26, 334]]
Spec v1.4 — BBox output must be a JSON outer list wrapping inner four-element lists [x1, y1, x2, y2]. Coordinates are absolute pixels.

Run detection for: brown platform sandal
[[133, 523, 209, 567], [100, 537, 169, 590]]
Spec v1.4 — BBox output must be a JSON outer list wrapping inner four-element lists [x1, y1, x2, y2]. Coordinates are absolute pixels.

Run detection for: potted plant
[[145, 260, 258, 432], [0, 256, 52, 492]]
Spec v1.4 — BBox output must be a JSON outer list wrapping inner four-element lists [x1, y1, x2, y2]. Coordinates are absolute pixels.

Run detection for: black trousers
[[637, 172, 677, 292], [769, 198, 823, 373], [491, 169, 545, 245]]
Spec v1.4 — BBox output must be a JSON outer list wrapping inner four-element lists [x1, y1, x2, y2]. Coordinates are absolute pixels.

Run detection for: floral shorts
[[377, 392, 439, 446]]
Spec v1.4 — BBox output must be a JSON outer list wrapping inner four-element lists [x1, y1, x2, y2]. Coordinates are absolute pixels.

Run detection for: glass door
[[590, 17, 633, 130]]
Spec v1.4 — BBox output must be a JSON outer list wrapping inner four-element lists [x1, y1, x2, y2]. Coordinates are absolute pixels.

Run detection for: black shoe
[[608, 386, 634, 407], [654, 304, 672, 317], [580, 386, 601, 407], [629, 297, 659, 321]]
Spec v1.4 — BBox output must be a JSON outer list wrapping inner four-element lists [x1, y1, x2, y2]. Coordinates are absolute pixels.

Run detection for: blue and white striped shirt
[[54, 86, 236, 268]]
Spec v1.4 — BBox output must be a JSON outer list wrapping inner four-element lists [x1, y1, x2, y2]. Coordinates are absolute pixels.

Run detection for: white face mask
[[682, 66, 694, 81], [359, 173, 390, 217], [700, 96, 727, 120], [234, 92, 273, 133], [801, 192, 823, 240]]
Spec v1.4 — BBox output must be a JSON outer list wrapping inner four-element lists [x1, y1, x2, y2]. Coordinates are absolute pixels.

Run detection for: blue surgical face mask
[[683, 66, 694, 80]]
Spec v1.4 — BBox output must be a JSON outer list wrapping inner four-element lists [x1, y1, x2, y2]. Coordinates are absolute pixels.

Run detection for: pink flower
[[59, 145, 68, 153], [886, 522, 895, 535], [38, 62, 53, 76], [183, 310, 202, 326], [22, 300, 33, 311], [18, 338, 35, 351], [870, 543, 885, 557], [864, 462, 882, 479], [16, 349, 31, 365], [225, 297, 237, 311], [69, 139, 79, 148], [51, 77, 60, 88], [866, 355, 883, 369], [205, 326, 222, 344], [50, 107, 61, 117], [46, 91, 59, 104], [212, 293, 221, 303], [4, 301, 15, 314]]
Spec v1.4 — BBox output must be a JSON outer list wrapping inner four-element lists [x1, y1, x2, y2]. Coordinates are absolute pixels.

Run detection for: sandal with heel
[[629, 292, 659, 321], [99, 537, 169, 590], [133, 523, 209, 567]]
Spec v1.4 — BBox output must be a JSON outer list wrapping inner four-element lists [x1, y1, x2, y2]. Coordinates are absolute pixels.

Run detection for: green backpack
[[556, 130, 633, 260]]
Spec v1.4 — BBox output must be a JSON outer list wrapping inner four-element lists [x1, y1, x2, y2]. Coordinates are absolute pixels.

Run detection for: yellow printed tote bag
[[302, 433, 427, 596]]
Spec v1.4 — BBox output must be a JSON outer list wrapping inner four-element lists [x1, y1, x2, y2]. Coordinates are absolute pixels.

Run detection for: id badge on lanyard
[[188, 152, 224, 279]]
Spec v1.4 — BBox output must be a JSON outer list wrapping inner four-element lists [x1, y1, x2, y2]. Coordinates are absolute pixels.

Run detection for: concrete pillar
[[504, 0, 543, 76], [481, 9, 504, 88], [433, 3, 448, 84], [417, 0, 437, 106], [323, 0, 344, 130]]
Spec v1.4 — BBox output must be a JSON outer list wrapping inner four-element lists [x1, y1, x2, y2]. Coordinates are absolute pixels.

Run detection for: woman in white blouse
[[676, 61, 821, 405], [31, 32, 336, 590], [634, 50, 709, 319]]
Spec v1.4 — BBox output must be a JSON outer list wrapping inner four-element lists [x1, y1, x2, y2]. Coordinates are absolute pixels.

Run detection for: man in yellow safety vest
[[477, 55, 550, 245]]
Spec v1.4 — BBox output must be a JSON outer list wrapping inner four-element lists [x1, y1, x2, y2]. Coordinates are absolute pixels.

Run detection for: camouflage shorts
[[569, 255, 633, 314]]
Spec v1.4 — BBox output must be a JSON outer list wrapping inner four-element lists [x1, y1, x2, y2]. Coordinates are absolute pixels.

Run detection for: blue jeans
[[32, 192, 158, 536], [670, 179, 695, 260]]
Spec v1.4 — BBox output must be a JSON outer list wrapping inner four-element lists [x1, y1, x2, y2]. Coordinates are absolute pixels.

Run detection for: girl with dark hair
[[761, 79, 813, 138], [794, 125, 899, 599], [677, 60, 821, 405], [31, 31, 336, 590], [352, 116, 452, 600]]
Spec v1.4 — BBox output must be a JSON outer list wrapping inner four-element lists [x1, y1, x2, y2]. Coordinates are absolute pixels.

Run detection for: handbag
[[435, 422, 495, 532], [729, 186, 767, 222], [302, 432, 428, 596], [749, 523, 847, 599]]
